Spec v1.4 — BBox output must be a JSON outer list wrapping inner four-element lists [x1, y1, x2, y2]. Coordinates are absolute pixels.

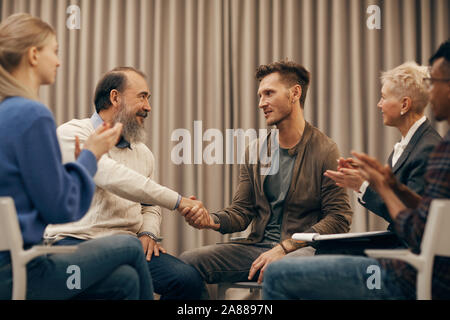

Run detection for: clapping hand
[[351, 151, 397, 192], [324, 157, 365, 191]]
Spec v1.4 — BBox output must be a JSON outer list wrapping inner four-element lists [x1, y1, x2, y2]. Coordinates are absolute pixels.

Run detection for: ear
[[109, 89, 121, 108], [27, 46, 39, 67], [400, 96, 412, 115], [290, 84, 302, 103]]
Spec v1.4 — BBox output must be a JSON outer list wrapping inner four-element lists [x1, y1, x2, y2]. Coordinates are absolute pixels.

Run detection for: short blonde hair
[[381, 61, 429, 114]]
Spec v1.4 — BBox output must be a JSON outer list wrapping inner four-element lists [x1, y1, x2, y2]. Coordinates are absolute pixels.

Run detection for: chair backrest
[[420, 199, 450, 258], [0, 197, 24, 254]]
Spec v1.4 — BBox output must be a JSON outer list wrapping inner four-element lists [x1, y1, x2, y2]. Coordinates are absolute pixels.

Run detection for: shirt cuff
[[173, 194, 182, 210], [76, 149, 98, 177], [137, 231, 163, 242], [355, 180, 370, 204]]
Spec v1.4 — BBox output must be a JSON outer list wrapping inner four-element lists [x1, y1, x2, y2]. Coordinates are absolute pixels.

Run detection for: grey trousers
[[179, 242, 315, 284]]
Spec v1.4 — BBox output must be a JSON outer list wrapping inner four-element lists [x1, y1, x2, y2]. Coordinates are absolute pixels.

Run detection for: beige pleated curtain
[[1, 0, 449, 256]]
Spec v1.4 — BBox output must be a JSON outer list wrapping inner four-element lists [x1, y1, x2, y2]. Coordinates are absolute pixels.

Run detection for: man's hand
[[248, 245, 285, 284], [177, 196, 206, 214], [179, 196, 220, 230], [139, 235, 167, 262], [324, 168, 364, 191]]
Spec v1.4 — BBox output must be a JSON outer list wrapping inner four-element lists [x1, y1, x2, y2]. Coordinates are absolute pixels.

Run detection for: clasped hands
[[178, 196, 220, 230], [178, 197, 289, 283]]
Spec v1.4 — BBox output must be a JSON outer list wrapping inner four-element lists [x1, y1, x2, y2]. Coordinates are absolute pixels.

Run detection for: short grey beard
[[113, 104, 147, 144]]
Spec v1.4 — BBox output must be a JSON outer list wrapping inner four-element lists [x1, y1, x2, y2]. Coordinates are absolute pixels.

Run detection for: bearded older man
[[44, 67, 205, 299]]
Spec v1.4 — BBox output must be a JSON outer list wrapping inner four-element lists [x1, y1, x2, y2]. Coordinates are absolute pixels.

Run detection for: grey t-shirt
[[262, 147, 296, 243]]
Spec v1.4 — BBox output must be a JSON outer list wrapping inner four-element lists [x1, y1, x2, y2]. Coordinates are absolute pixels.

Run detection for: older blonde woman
[[325, 62, 441, 231]]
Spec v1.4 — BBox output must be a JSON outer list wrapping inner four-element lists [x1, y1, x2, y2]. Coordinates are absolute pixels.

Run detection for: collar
[[90, 112, 131, 150], [288, 121, 312, 157], [399, 116, 427, 147]]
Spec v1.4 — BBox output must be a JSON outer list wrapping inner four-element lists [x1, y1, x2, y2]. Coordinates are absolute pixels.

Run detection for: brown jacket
[[212, 121, 353, 252]]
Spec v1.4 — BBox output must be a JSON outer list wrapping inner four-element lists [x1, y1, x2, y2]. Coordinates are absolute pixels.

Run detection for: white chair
[[0, 197, 78, 300], [365, 199, 450, 300], [217, 281, 262, 300]]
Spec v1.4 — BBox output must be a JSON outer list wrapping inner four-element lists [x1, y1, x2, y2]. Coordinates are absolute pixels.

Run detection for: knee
[[179, 249, 206, 268], [113, 234, 142, 249], [109, 265, 140, 300], [170, 264, 204, 299], [108, 234, 143, 257], [264, 261, 280, 283], [179, 264, 203, 287], [179, 250, 194, 265]]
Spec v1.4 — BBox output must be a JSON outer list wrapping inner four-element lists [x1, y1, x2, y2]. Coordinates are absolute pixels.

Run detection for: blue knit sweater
[[0, 97, 97, 264]]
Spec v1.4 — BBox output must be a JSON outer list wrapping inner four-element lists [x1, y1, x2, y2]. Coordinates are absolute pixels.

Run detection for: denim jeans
[[0, 234, 153, 300], [56, 236, 203, 300], [180, 243, 274, 284], [263, 255, 410, 300], [180, 242, 315, 284]]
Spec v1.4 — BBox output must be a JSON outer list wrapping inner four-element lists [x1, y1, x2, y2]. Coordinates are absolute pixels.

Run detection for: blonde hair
[[380, 61, 430, 114], [0, 13, 55, 102]]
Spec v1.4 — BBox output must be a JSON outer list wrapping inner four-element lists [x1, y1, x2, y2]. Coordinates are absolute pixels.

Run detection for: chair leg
[[416, 268, 433, 300], [217, 283, 230, 300], [12, 263, 26, 300]]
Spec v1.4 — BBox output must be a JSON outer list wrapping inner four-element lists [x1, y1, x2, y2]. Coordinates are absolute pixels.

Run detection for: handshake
[[177, 196, 220, 230]]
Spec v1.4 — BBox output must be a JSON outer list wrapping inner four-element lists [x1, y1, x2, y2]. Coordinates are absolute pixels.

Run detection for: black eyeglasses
[[423, 77, 450, 87]]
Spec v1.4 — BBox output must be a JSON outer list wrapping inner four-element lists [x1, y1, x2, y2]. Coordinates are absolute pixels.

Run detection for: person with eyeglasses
[[423, 76, 450, 88], [263, 39, 450, 300]]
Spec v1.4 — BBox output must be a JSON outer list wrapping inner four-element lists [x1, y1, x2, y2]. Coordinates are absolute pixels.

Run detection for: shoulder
[[427, 135, 450, 170], [0, 97, 56, 136], [57, 118, 93, 139], [420, 123, 442, 145], [411, 124, 442, 155], [307, 123, 339, 153], [135, 142, 155, 163], [1, 96, 53, 121]]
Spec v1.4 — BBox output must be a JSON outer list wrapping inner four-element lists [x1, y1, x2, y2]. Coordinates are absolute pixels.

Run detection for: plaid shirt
[[379, 130, 450, 299]]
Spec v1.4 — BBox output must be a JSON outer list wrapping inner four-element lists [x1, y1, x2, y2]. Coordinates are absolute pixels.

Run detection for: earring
[[400, 111, 404, 116]]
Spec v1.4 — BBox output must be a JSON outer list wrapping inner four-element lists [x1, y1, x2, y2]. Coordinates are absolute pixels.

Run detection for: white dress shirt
[[391, 115, 427, 167], [356, 116, 427, 203]]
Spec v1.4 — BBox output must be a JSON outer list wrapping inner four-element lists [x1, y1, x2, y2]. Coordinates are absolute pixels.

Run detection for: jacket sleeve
[[393, 139, 450, 251], [15, 115, 97, 225], [309, 142, 353, 234], [213, 161, 256, 234], [361, 140, 436, 223]]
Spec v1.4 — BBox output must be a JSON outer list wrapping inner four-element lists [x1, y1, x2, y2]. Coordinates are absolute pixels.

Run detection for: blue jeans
[[263, 255, 410, 300], [0, 234, 153, 300], [56, 236, 203, 300]]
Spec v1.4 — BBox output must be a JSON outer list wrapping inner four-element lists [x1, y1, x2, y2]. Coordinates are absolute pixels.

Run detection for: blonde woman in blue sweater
[[0, 13, 153, 300]]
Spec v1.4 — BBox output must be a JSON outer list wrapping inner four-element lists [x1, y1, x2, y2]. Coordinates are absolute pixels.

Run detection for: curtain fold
[[1, 0, 448, 255]]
